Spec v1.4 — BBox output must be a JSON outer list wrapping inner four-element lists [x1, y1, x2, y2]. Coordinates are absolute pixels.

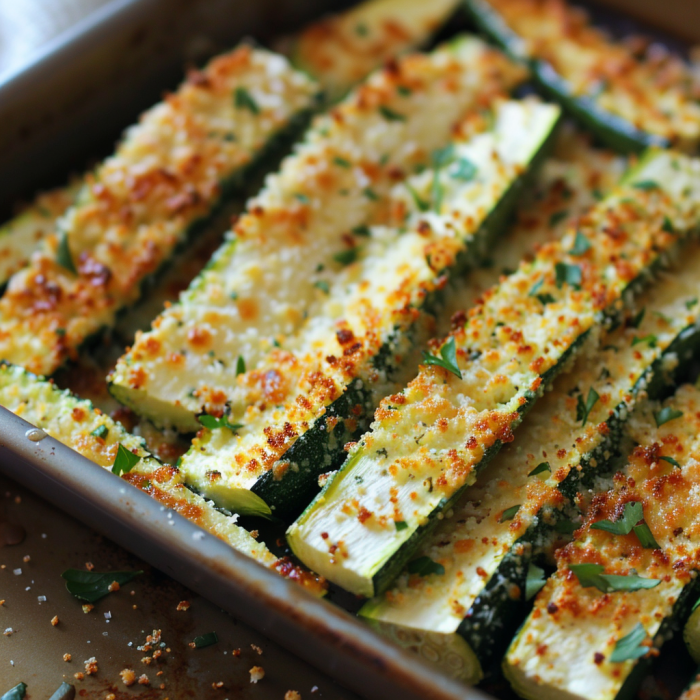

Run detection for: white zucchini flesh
[[505, 384, 700, 700], [0, 46, 319, 378], [109, 37, 526, 433], [287, 149, 700, 598]]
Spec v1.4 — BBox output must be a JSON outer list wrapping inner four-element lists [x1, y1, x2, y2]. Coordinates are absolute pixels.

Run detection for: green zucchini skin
[[256, 115, 560, 522], [463, 0, 670, 154]]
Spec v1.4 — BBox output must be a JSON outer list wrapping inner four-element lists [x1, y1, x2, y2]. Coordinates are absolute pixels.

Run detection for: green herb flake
[[632, 180, 659, 191], [407, 556, 445, 577], [686, 298, 698, 310], [500, 505, 521, 523], [333, 248, 359, 266], [659, 455, 681, 468], [91, 425, 109, 440], [405, 183, 430, 212], [55, 328, 66, 337], [629, 308, 645, 328], [451, 157, 477, 182], [111, 444, 141, 476], [395, 521, 409, 531], [379, 105, 406, 122], [568, 563, 660, 593], [537, 293, 556, 305], [333, 156, 351, 169], [609, 623, 649, 663], [633, 523, 661, 549], [654, 406, 684, 428], [363, 187, 379, 201], [61, 568, 142, 603], [198, 413, 244, 433], [555, 262, 582, 289], [234, 87, 259, 114], [550, 211, 569, 228], [352, 225, 371, 237], [56, 232, 77, 274], [526, 562, 546, 601], [591, 501, 643, 536], [294, 193, 310, 204], [662, 216, 675, 234], [397, 85, 412, 96], [354, 22, 369, 36], [314, 280, 330, 294], [576, 387, 600, 426], [529, 277, 544, 297], [528, 462, 551, 477], [193, 631, 219, 649], [422, 336, 461, 379], [631, 334, 657, 348], [236, 356, 246, 376], [567, 232, 588, 255]]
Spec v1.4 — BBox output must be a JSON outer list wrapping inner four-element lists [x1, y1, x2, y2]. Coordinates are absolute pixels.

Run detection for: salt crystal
[[13, 568, 21, 575]]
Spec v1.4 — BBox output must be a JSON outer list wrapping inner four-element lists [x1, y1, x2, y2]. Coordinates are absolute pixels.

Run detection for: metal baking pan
[[0, 1, 696, 699]]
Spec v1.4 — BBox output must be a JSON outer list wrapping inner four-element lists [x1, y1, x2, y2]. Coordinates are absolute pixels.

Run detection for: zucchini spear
[[287, 149, 700, 598], [464, 0, 700, 153], [504, 385, 700, 700]]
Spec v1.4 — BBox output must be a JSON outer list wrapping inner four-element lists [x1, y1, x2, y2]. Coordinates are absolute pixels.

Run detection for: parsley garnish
[[550, 211, 569, 228], [352, 225, 371, 237], [422, 336, 461, 379], [55, 327, 66, 336], [633, 523, 660, 549], [379, 105, 406, 122], [397, 85, 412, 96], [576, 387, 599, 426], [529, 277, 544, 297], [198, 413, 243, 432], [451, 157, 477, 182], [569, 233, 590, 257], [354, 22, 368, 36], [590, 501, 658, 547], [407, 556, 445, 577], [500, 505, 521, 522], [537, 293, 556, 305], [555, 262, 582, 289], [405, 183, 430, 212], [234, 87, 259, 114], [91, 424, 109, 440], [654, 406, 683, 427], [526, 562, 546, 600], [61, 568, 142, 602], [632, 180, 659, 191], [631, 334, 657, 348], [660, 455, 680, 468], [333, 156, 351, 169], [56, 232, 77, 274], [569, 563, 660, 593], [609, 623, 649, 663], [363, 187, 379, 201], [528, 462, 551, 477], [314, 280, 330, 294], [193, 632, 219, 649], [236, 356, 246, 376], [111, 444, 140, 476], [629, 308, 645, 328], [395, 521, 408, 531], [662, 216, 675, 234], [294, 193, 309, 204], [333, 248, 359, 266], [431, 145, 455, 212], [686, 298, 698, 310]]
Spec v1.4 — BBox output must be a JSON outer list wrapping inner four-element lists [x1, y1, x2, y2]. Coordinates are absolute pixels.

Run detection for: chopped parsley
[[333, 156, 351, 169], [591, 501, 641, 536], [631, 334, 657, 347], [395, 521, 408, 531], [56, 232, 77, 274], [568, 563, 660, 593], [686, 298, 698, 310], [407, 556, 445, 577], [198, 413, 243, 432], [528, 462, 551, 477], [662, 216, 675, 234], [500, 505, 521, 522], [525, 562, 546, 600], [659, 455, 681, 468], [234, 87, 259, 114], [654, 406, 683, 427], [55, 328, 66, 336], [236, 356, 246, 376], [111, 444, 140, 476], [405, 183, 430, 212], [422, 336, 461, 379], [333, 248, 359, 266], [91, 424, 109, 440], [352, 224, 371, 237], [294, 193, 310, 204], [61, 568, 142, 602], [537, 293, 556, 305], [451, 157, 477, 182], [633, 522, 660, 549], [632, 180, 659, 191], [354, 22, 368, 36], [549, 211, 569, 228], [529, 277, 545, 297], [193, 632, 219, 649], [397, 85, 412, 96], [609, 623, 649, 663], [629, 308, 645, 328], [314, 280, 330, 294], [576, 387, 600, 427], [379, 105, 406, 122], [363, 187, 379, 201], [555, 262, 582, 289]]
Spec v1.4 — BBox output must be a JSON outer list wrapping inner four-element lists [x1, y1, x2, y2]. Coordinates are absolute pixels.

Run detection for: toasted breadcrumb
[[141, 656, 152, 665], [138, 674, 150, 686], [106, 695, 116, 700], [108, 580, 120, 593], [22, 555, 30, 563], [0, 600, 4, 606], [176, 600, 191, 611], [232, 648, 241, 657], [51, 615, 59, 626], [84, 656, 98, 675], [85, 562, 94, 571], [251, 644, 263, 655], [82, 604, 94, 614], [120, 669, 136, 687], [285, 692, 302, 700], [63, 653, 71, 662], [212, 681, 224, 689], [74, 672, 84, 681], [250, 666, 265, 684]]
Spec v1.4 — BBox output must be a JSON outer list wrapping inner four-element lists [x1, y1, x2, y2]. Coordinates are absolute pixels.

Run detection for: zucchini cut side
[[108, 36, 526, 434], [0, 362, 326, 595], [504, 385, 700, 700], [287, 149, 700, 599], [0, 45, 320, 378], [360, 238, 700, 679], [285, 0, 461, 102], [464, 0, 700, 153], [174, 97, 561, 520]]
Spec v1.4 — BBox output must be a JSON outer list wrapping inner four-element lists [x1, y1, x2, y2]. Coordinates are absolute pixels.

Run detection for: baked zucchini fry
[[172, 97, 559, 521], [464, 0, 700, 153], [285, 0, 460, 101], [360, 238, 700, 681], [108, 37, 525, 434], [0, 181, 80, 288], [287, 149, 700, 598], [504, 385, 700, 700], [0, 46, 319, 377], [0, 362, 325, 594], [680, 671, 700, 700]]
